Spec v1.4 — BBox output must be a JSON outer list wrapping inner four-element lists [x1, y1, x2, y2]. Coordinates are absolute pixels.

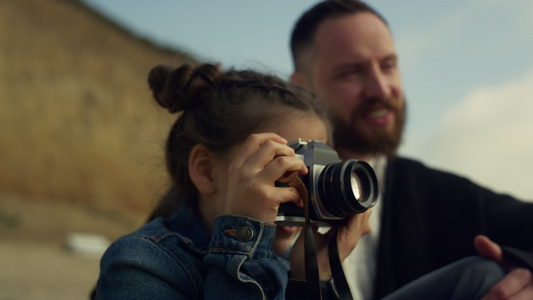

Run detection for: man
[[289, 1, 533, 299]]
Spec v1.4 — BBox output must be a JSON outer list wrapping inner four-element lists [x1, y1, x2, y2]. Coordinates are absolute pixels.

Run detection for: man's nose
[[362, 67, 390, 99]]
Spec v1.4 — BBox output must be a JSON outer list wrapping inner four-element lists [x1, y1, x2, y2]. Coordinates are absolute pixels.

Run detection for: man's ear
[[188, 144, 216, 195], [290, 71, 310, 88]]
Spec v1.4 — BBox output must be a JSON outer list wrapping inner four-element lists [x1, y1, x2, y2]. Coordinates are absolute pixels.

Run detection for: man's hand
[[475, 235, 533, 300]]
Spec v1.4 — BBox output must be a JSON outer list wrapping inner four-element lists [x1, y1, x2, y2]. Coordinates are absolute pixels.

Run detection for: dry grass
[[0, 191, 144, 245], [0, 0, 196, 214], [0, 2, 201, 298]]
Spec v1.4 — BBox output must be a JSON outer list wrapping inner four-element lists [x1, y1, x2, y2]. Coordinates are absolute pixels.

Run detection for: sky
[[81, 0, 533, 200]]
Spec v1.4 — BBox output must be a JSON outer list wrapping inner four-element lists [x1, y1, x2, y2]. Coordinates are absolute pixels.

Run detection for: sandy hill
[[0, 0, 197, 215]]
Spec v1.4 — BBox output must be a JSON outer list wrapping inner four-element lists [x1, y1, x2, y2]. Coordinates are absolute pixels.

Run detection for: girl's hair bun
[[148, 63, 221, 113]]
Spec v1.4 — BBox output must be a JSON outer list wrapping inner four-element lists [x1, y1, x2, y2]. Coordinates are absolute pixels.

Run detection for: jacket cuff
[[210, 214, 277, 259]]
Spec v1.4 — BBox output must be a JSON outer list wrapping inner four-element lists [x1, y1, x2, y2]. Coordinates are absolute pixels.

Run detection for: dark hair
[[148, 63, 330, 208], [290, 0, 387, 71]]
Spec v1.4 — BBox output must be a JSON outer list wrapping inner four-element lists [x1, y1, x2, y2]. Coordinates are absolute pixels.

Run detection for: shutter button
[[236, 225, 254, 242]]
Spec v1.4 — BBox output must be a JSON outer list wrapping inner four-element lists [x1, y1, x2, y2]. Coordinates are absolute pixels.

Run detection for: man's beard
[[332, 98, 406, 158]]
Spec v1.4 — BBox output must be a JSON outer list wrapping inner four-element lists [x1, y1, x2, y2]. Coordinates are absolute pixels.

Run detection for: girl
[[95, 63, 504, 300]]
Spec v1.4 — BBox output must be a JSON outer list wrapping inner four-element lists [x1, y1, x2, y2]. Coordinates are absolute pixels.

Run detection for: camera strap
[[278, 171, 322, 299], [329, 227, 353, 300], [279, 172, 352, 300]]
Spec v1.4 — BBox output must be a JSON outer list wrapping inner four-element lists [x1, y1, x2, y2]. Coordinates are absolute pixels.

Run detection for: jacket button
[[236, 225, 254, 242]]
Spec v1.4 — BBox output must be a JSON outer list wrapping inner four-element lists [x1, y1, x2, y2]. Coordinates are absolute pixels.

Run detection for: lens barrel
[[317, 159, 378, 218]]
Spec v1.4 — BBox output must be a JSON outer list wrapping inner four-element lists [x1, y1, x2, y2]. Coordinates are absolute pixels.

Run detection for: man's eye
[[338, 68, 363, 77], [382, 60, 397, 71]]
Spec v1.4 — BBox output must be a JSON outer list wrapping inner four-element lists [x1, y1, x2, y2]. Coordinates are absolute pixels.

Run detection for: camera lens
[[317, 159, 378, 218], [351, 173, 363, 201]]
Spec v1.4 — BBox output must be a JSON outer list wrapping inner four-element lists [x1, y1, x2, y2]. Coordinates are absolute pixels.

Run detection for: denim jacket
[[95, 205, 339, 299]]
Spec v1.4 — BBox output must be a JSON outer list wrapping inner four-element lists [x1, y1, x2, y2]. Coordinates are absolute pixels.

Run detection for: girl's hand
[[289, 210, 372, 280], [224, 133, 308, 223]]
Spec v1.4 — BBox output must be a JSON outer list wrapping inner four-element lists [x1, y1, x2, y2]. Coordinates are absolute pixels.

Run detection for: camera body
[[276, 139, 378, 226]]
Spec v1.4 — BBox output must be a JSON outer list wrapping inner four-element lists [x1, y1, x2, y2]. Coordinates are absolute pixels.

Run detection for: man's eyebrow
[[330, 54, 398, 75], [382, 54, 398, 63], [336, 54, 397, 67], [332, 61, 365, 72]]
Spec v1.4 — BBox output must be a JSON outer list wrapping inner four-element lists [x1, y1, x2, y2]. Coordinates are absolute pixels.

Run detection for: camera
[[276, 139, 378, 226]]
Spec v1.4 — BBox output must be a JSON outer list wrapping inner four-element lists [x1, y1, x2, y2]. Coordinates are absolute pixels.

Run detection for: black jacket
[[374, 157, 533, 299]]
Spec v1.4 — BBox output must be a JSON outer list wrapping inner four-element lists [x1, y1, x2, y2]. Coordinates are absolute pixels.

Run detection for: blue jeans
[[383, 257, 505, 300]]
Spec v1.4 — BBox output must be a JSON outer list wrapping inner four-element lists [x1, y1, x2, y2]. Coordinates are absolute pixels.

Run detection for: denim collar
[[164, 204, 211, 252]]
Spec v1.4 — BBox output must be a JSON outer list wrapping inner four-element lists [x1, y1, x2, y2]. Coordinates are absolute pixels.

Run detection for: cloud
[[411, 71, 533, 200], [397, 0, 533, 202]]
